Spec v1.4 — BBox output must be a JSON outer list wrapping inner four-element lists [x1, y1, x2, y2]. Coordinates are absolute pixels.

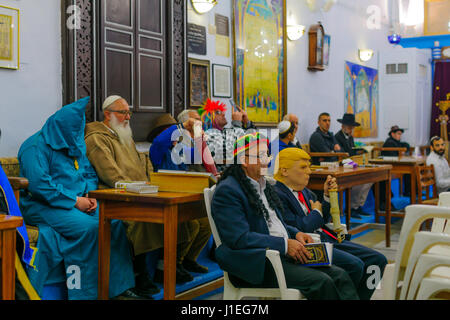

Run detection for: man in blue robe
[[18, 97, 136, 300]]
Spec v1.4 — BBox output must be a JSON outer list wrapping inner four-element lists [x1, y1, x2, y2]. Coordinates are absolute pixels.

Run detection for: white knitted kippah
[[102, 95, 123, 110], [278, 120, 292, 134]]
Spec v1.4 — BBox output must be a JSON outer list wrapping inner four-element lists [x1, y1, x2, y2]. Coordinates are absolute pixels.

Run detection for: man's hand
[[183, 118, 196, 133], [309, 200, 322, 213], [334, 144, 341, 152], [76, 197, 94, 213], [324, 175, 338, 196], [236, 105, 249, 126], [183, 118, 201, 137], [87, 198, 97, 213], [295, 232, 314, 244], [231, 109, 243, 122], [287, 239, 311, 264]]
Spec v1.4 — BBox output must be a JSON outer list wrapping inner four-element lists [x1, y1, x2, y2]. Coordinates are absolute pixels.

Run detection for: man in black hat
[[335, 114, 372, 219], [335, 113, 360, 156], [379, 125, 411, 208]]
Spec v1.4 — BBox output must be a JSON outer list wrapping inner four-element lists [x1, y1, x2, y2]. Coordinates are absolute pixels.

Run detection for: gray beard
[[110, 114, 134, 147]]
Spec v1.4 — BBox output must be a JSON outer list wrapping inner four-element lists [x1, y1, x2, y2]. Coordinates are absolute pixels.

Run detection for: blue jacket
[[274, 181, 339, 243], [150, 124, 197, 171], [212, 175, 300, 284], [279, 140, 297, 152]]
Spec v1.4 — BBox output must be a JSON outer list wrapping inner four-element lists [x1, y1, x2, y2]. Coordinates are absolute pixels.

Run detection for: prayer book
[[302, 242, 333, 267], [114, 181, 159, 194]]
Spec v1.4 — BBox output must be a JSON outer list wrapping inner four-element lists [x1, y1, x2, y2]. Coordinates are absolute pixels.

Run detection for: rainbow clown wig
[[198, 98, 227, 131]]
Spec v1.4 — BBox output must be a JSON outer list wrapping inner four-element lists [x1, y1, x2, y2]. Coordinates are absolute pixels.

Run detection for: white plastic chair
[[399, 231, 450, 299], [434, 192, 450, 234], [416, 276, 450, 300], [204, 185, 303, 300], [406, 254, 450, 300], [382, 205, 450, 299]]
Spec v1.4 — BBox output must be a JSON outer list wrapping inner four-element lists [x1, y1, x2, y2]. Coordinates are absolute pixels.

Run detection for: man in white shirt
[[426, 136, 450, 194]]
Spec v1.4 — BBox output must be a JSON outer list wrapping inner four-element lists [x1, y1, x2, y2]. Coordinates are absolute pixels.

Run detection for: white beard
[[110, 113, 134, 147]]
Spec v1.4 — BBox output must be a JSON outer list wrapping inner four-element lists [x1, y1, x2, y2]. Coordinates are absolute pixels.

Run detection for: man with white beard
[[85, 96, 194, 297]]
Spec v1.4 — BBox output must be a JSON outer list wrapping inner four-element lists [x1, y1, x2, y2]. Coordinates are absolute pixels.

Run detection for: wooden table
[[0, 215, 23, 300], [369, 157, 425, 205], [89, 189, 223, 300], [308, 165, 394, 247]]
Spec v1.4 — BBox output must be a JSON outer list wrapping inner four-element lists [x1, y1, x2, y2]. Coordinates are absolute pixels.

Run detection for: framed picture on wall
[[189, 58, 211, 108], [212, 64, 231, 98], [0, 5, 20, 70]]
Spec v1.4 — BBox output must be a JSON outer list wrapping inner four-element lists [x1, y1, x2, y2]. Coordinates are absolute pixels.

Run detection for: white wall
[[379, 46, 431, 146], [286, 0, 394, 144], [188, 0, 433, 147], [187, 0, 234, 122], [0, 0, 62, 157]]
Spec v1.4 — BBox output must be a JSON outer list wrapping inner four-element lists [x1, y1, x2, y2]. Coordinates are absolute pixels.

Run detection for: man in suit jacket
[[335, 114, 373, 218], [273, 148, 387, 300], [211, 133, 359, 300]]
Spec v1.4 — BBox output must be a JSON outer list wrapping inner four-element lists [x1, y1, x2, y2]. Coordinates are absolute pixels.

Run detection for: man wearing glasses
[[211, 133, 359, 300], [205, 104, 256, 173], [85, 96, 193, 298]]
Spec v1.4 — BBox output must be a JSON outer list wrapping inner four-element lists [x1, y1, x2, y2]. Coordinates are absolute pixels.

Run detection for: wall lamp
[[191, 0, 217, 14], [287, 25, 306, 41], [358, 49, 374, 62]]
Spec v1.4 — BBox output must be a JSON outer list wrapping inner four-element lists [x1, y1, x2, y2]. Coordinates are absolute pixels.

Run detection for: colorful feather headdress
[[198, 98, 227, 130]]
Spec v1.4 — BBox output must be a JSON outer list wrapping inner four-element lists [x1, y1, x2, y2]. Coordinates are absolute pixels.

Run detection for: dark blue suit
[[212, 175, 359, 300], [275, 181, 387, 300]]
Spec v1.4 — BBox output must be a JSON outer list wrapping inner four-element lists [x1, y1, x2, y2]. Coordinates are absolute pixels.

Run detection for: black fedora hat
[[388, 125, 405, 135], [146, 113, 177, 142], [337, 113, 360, 127]]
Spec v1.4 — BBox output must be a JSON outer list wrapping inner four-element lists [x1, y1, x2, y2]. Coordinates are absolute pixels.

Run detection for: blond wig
[[274, 148, 311, 182]]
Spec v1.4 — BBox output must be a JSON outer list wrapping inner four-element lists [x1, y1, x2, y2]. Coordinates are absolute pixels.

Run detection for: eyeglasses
[[109, 109, 133, 116]]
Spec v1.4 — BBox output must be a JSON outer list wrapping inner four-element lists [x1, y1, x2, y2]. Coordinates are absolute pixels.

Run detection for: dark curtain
[[430, 61, 450, 139]]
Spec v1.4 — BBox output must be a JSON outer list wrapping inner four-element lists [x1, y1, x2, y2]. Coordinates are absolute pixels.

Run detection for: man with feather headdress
[[202, 99, 256, 173]]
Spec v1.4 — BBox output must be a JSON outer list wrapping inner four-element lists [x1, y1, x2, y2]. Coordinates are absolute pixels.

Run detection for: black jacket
[[309, 127, 339, 164], [382, 137, 410, 156], [335, 130, 356, 156]]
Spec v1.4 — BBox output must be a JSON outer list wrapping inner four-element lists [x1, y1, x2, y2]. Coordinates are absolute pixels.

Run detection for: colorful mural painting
[[344, 61, 379, 138], [233, 0, 286, 125]]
